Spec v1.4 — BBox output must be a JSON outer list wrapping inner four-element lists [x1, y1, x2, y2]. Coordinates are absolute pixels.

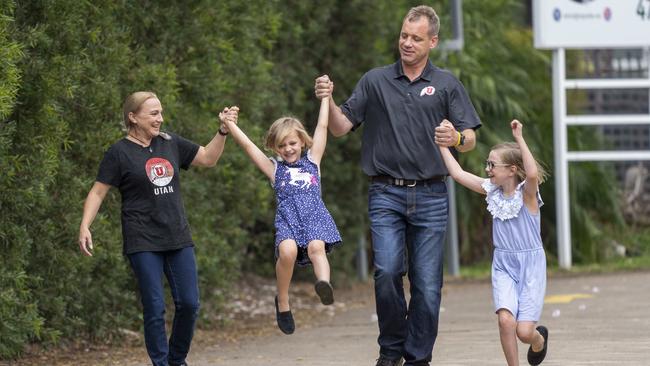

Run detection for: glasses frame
[[485, 160, 512, 170]]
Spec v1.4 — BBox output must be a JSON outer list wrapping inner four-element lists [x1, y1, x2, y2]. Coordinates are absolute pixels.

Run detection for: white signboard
[[534, 0, 650, 49]]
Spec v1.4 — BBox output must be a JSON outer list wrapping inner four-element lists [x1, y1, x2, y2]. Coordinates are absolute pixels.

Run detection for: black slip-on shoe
[[314, 280, 334, 305], [375, 356, 403, 366], [527, 325, 548, 365], [275, 295, 295, 334]]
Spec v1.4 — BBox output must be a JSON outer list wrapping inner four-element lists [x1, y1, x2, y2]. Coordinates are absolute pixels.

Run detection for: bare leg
[[497, 309, 519, 366], [307, 240, 330, 282], [518, 321, 544, 352], [276, 240, 297, 312]]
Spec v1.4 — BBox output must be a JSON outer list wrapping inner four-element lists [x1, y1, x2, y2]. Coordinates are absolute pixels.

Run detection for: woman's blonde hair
[[492, 142, 549, 184], [122, 91, 158, 132], [264, 116, 313, 152]]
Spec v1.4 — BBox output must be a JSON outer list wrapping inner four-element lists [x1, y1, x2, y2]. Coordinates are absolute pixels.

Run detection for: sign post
[[533, 0, 650, 269]]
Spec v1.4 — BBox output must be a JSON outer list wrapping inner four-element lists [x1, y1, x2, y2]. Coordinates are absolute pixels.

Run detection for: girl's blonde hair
[[264, 116, 313, 151], [122, 91, 158, 132], [492, 142, 549, 184]]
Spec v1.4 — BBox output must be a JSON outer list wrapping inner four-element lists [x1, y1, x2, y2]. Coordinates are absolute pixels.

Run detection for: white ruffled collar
[[481, 179, 528, 221]]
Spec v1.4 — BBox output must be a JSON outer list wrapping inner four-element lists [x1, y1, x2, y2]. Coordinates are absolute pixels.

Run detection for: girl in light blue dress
[[437, 119, 549, 366], [221, 77, 341, 335]]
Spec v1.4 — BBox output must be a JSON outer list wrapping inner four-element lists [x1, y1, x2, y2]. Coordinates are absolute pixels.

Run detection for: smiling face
[[129, 97, 164, 139], [275, 130, 305, 163], [398, 17, 438, 69], [485, 150, 515, 186]]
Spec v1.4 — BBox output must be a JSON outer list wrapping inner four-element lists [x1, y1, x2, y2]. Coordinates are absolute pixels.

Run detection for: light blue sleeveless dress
[[482, 179, 546, 321], [271, 150, 341, 266]]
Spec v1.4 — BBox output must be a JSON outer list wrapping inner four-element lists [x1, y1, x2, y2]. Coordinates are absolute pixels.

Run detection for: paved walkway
[[188, 271, 650, 365]]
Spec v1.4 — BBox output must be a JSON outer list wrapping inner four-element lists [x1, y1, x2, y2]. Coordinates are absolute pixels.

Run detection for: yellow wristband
[[454, 131, 461, 147]]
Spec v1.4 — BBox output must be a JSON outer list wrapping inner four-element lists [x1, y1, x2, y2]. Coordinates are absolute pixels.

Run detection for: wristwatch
[[459, 132, 466, 146]]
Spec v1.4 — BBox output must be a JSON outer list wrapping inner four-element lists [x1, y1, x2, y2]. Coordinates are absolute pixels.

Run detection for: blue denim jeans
[[368, 181, 448, 366], [128, 246, 200, 366]]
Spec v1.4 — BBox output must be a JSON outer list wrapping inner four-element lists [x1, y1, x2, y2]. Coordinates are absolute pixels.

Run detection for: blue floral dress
[[272, 150, 341, 266]]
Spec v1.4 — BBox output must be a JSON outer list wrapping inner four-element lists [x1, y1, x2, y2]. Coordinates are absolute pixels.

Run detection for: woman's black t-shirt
[[96, 133, 200, 254]]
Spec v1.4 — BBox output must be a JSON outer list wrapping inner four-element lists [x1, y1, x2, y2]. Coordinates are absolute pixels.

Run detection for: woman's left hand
[[219, 106, 239, 132]]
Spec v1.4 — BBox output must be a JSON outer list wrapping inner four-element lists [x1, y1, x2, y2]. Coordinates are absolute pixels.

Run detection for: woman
[[78, 91, 237, 366]]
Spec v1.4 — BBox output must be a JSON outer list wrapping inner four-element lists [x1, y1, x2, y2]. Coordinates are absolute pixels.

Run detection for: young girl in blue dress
[[221, 78, 341, 335], [437, 119, 549, 366]]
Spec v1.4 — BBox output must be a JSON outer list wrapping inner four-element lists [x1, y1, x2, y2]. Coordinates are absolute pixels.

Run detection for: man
[[314, 5, 481, 366]]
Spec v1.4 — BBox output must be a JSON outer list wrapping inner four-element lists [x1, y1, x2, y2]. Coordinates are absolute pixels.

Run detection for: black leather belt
[[370, 175, 446, 187]]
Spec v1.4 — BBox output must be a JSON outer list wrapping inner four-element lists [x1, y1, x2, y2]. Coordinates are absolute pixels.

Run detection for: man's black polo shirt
[[341, 59, 481, 180]]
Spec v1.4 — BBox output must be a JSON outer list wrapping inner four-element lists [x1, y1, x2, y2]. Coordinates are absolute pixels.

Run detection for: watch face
[[460, 134, 466, 146]]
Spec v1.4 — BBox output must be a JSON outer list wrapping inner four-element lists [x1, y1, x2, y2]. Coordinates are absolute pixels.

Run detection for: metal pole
[[441, 0, 464, 51], [446, 177, 460, 276], [553, 48, 572, 269]]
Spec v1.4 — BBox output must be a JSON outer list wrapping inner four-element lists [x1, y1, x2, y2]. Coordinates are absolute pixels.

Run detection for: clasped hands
[[434, 119, 459, 147], [219, 106, 239, 133]]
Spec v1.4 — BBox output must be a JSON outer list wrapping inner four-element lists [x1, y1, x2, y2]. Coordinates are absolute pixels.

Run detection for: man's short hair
[[404, 5, 440, 36]]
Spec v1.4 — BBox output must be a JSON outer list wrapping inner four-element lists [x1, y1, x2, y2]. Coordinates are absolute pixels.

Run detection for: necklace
[[128, 133, 153, 152]]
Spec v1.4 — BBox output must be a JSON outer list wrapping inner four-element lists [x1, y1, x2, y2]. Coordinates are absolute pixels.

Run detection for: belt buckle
[[406, 180, 417, 187]]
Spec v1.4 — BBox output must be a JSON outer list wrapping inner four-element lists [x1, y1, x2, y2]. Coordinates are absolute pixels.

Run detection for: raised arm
[[191, 106, 238, 167], [511, 120, 539, 208], [314, 75, 353, 137], [437, 146, 486, 195], [79, 181, 111, 256], [221, 108, 276, 181], [310, 76, 332, 165]]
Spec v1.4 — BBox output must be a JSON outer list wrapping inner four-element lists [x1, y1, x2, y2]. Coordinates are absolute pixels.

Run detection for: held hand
[[511, 119, 523, 139], [314, 75, 334, 100], [226, 106, 239, 124], [440, 119, 454, 129], [434, 119, 458, 147], [79, 227, 94, 257], [218, 107, 230, 124], [219, 106, 239, 132]]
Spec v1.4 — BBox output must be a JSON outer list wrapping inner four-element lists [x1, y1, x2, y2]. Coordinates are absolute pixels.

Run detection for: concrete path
[[188, 271, 650, 366]]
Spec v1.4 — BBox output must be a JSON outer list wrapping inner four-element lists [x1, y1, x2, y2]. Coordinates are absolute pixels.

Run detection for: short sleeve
[[268, 156, 279, 186], [96, 146, 121, 187], [481, 178, 498, 195], [518, 181, 544, 208], [173, 133, 200, 170], [269, 156, 278, 172], [305, 149, 321, 176], [306, 149, 315, 164], [448, 79, 482, 132], [340, 72, 370, 131]]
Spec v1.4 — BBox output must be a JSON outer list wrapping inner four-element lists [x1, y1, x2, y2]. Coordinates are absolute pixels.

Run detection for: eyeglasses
[[485, 160, 511, 170]]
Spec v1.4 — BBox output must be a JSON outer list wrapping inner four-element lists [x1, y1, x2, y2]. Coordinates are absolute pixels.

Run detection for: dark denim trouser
[[369, 181, 448, 366], [128, 246, 200, 366]]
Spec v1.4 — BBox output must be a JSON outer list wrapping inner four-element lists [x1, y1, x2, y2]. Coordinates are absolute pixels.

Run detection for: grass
[[452, 256, 650, 283], [550, 255, 650, 274], [455, 224, 650, 280]]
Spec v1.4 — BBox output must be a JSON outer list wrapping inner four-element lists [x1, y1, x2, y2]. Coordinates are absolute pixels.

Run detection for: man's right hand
[[315, 75, 334, 100], [435, 119, 458, 147]]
